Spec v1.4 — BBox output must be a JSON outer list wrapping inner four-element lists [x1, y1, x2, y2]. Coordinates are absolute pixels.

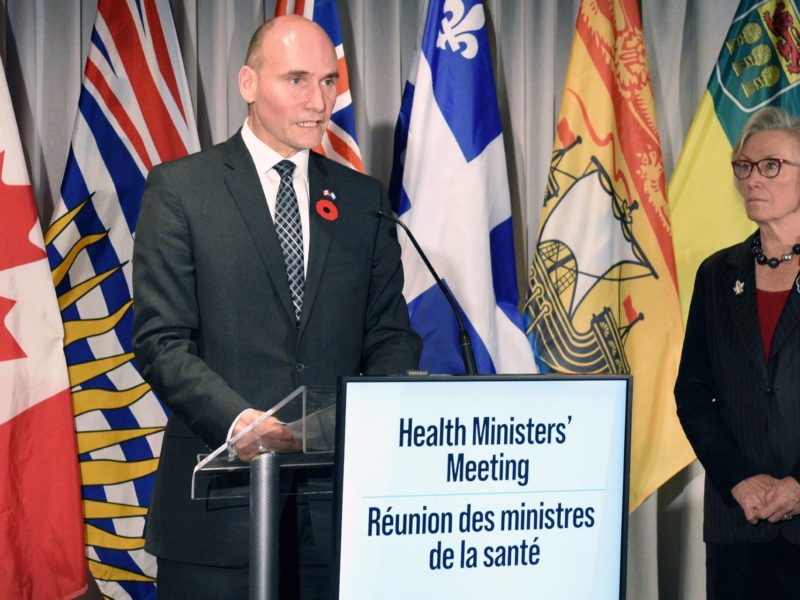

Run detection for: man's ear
[[238, 65, 256, 104]]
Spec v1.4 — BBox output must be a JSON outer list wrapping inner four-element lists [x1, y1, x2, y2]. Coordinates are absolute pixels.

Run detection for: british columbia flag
[[45, 0, 199, 597], [276, 0, 365, 172]]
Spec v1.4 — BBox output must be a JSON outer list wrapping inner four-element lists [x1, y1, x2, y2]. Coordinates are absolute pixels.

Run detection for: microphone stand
[[376, 209, 478, 375]]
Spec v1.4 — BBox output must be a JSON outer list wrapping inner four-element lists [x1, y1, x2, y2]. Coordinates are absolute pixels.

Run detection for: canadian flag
[[0, 63, 86, 598]]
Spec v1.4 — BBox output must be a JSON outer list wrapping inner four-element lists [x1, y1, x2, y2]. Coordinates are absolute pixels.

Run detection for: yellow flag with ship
[[524, 0, 694, 510]]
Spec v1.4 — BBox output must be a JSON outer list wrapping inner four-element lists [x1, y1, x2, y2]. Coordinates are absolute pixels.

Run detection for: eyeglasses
[[731, 157, 800, 179]]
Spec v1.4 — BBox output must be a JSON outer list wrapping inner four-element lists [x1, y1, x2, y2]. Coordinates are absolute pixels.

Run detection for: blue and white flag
[[389, 0, 537, 374], [45, 0, 199, 596]]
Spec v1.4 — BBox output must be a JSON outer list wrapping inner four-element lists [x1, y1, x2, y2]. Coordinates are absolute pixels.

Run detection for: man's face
[[239, 18, 338, 157]]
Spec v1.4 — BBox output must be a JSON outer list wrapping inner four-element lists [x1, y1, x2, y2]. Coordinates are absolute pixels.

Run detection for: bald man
[[133, 16, 421, 599]]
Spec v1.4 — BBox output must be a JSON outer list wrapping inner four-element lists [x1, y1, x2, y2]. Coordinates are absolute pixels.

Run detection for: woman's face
[[735, 130, 800, 227]]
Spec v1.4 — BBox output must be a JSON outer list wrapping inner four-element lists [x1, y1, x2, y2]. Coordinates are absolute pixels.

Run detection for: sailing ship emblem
[[525, 134, 654, 374]]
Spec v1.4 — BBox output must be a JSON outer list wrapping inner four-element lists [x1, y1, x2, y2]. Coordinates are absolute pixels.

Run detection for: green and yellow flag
[[670, 0, 800, 321], [524, 0, 693, 510]]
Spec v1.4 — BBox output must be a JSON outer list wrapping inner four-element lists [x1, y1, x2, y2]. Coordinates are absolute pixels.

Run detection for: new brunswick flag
[[524, 0, 694, 510], [670, 0, 800, 320]]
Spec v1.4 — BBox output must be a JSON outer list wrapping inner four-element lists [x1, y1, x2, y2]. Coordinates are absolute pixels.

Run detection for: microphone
[[376, 209, 478, 375]]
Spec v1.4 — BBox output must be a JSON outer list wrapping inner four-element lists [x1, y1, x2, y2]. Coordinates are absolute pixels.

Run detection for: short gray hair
[[733, 106, 800, 157]]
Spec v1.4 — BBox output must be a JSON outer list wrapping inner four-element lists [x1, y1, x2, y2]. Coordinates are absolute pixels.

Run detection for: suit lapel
[[222, 132, 295, 322], [770, 270, 800, 361], [299, 153, 336, 335], [726, 234, 766, 369]]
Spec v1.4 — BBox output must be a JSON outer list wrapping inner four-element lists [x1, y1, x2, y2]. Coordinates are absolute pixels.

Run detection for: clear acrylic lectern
[[191, 386, 336, 599]]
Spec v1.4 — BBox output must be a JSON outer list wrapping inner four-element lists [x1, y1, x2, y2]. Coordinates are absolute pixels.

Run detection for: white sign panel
[[335, 376, 630, 600]]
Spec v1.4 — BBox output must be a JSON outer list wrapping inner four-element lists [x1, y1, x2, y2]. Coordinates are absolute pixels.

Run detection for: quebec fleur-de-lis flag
[[45, 1, 199, 596], [524, 0, 694, 510], [389, 0, 538, 375], [670, 0, 800, 320]]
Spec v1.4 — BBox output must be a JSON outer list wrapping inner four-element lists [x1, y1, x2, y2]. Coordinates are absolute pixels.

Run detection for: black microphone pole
[[376, 209, 478, 375]]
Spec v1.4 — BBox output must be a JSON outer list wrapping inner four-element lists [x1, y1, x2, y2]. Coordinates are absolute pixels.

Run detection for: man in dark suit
[[132, 15, 421, 599]]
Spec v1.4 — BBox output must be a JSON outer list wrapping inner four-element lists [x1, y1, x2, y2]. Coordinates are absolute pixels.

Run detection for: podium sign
[[334, 376, 631, 600]]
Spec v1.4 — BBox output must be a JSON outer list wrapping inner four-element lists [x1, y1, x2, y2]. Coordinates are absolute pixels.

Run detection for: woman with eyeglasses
[[675, 106, 800, 600]]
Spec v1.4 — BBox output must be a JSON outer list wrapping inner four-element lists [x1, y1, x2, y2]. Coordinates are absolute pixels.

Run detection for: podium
[[333, 375, 632, 600], [191, 375, 632, 600], [191, 386, 336, 600]]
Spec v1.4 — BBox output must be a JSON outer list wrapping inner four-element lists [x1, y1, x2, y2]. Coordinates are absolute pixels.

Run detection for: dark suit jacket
[[675, 231, 800, 544], [132, 131, 421, 566]]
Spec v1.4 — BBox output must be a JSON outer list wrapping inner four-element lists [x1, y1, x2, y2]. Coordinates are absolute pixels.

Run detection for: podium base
[[250, 452, 279, 600]]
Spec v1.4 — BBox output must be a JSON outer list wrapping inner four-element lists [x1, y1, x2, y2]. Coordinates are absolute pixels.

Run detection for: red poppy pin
[[316, 189, 338, 221]]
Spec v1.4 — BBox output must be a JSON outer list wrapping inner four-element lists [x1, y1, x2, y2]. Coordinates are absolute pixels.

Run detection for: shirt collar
[[240, 119, 310, 180]]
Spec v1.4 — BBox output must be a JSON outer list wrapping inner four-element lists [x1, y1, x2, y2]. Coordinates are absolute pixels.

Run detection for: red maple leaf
[[0, 295, 26, 361], [0, 150, 47, 272], [0, 150, 46, 362]]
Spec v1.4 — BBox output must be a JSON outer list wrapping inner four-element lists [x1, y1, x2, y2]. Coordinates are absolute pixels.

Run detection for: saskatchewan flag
[[524, 0, 694, 510], [670, 0, 800, 321]]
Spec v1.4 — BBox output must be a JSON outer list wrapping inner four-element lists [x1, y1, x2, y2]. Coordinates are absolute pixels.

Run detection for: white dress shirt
[[240, 119, 311, 275], [228, 120, 316, 446]]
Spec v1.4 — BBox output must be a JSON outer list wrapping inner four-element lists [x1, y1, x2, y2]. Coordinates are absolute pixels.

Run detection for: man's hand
[[232, 408, 300, 462], [731, 474, 778, 524], [761, 477, 800, 524]]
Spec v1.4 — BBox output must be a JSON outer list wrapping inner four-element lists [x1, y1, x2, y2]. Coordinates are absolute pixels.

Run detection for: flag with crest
[[1, 58, 87, 600], [45, 0, 199, 596], [276, 0, 364, 172], [389, 0, 537, 375], [670, 0, 800, 320], [523, 0, 693, 510]]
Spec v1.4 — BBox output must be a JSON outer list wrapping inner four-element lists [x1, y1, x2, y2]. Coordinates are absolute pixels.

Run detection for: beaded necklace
[[751, 234, 800, 268]]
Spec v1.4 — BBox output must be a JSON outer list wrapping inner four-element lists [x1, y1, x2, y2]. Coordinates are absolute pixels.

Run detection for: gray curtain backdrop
[[2, 1, 740, 598]]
